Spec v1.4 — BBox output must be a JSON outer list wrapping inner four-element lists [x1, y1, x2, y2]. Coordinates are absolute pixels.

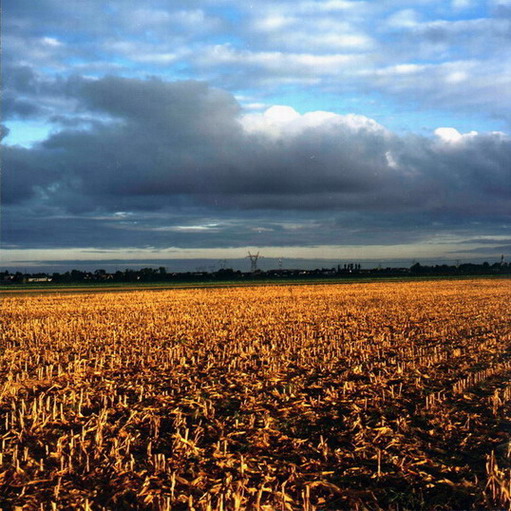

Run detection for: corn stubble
[[1, 280, 511, 510]]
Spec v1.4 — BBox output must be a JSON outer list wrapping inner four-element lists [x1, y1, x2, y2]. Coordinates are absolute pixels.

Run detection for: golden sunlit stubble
[[1, 279, 511, 510]]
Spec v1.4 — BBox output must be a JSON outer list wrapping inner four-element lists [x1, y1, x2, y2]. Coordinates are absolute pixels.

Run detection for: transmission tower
[[247, 251, 260, 272]]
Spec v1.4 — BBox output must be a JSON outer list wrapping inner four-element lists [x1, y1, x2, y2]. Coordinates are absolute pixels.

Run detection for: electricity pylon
[[247, 251, 260, 272]]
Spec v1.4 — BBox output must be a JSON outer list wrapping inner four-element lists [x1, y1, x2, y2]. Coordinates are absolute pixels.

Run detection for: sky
[[2, 0, 511, 271]]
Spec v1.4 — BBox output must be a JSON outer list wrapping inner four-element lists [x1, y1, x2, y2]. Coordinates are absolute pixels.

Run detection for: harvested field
[[1, 279, 511, 510]]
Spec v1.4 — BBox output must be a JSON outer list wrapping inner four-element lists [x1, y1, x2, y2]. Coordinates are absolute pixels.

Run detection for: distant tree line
[[1, 267, 243, 284], [1, 260, 510, 285], [409, 261, 510, 275]]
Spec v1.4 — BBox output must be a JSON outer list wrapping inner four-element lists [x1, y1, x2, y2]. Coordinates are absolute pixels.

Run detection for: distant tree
[[410, 262, 422, 274], [70, 270, 85, 282], [124, 269, 138, 282]]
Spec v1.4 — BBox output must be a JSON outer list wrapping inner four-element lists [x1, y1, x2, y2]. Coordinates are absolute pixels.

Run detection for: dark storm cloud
[[3, 95, 45, 119], [2, 66, 47, 120], [2, 145, 63, 204], [0, 126, 10, 141], [4, 65, 39, 94], [2, 64, 81, 123], [5, 75, 511, 210]]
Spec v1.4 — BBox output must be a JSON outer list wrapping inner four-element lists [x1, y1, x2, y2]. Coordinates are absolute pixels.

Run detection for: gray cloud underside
[[4, 203, 508, 253]]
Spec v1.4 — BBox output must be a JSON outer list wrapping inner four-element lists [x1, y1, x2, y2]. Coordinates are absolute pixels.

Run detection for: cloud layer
[[3, 1, 511, 265], [2, 75, 510, 257]]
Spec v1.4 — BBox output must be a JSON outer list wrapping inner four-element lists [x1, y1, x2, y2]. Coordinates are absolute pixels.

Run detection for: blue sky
[[2, 0, 511, 270]]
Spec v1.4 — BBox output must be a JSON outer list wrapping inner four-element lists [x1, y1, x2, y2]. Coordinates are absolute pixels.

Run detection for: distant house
[[27, 277, 53, 283]]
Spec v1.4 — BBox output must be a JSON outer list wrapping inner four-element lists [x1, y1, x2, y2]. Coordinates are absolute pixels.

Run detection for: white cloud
[[249, 14, 374, 52], [121, 7, 222, 34], [264, 30, 373, 52], [445, 70, 468, 83], [374, 63, 427, 76], [434, 127, 464, 143], [452, 0, 474, 9], [125, 8, 172, 27], [385, 151, 399, 169], [434, 127, 510, 147], [241, 105, 300, 136], [251, 14, 296, 31], [41, 37, 62, 47], [241, 102, 269, 111], [385, 9, 420, 29], [296, 0, 365, 13], [241, 106, 386, 138], [132, 53, 180, 64], [263, 105, 302, 124], [171, 8, 223, 31], [198, 45, 357, 75], [491, 0, 511, 7], [102, 39, 188, 65]]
